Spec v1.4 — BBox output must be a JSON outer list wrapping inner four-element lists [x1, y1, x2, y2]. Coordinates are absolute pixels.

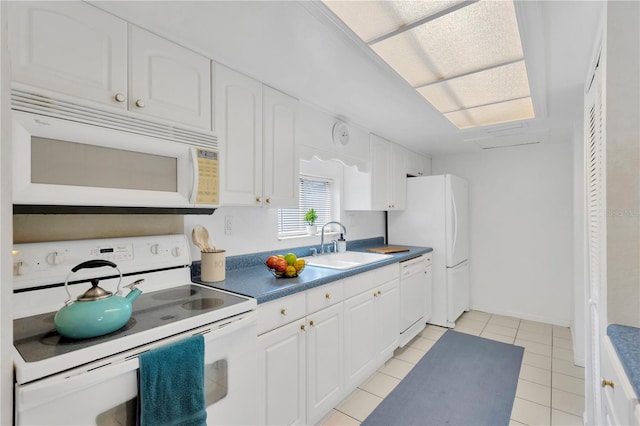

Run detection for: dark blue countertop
[[191, 237, 431, 304], [607, 324, 640, 398]]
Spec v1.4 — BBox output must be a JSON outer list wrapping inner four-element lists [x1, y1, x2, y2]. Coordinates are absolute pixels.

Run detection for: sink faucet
[[320, 221, 347, 254]]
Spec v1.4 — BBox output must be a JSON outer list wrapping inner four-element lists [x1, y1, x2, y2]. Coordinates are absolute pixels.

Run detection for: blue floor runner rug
[[362, 330, 524, 426]]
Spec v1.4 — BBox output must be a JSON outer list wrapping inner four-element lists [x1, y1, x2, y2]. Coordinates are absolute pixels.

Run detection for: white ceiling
[[91, 0, 604, 157]]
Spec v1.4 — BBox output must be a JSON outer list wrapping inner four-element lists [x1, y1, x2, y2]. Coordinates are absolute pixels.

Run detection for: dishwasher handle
[[401, 257, 426, 277]]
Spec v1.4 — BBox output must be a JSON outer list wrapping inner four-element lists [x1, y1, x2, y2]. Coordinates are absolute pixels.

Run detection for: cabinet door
[[390, 144, 407, 210], [376, 279, 399, 362], [263, 86, 299, 208], [343, 291, 377, 391], [8, 1, 127, 108], [129, 26, 211, 130], [370, 134, 392, 211], [214, 63, 263, 206], [258, 321, 306, 426], [407, 151, 431, 177], [306, 304, 344, 425], [424, 265, 433, 323], [601, 338, 637, 426]]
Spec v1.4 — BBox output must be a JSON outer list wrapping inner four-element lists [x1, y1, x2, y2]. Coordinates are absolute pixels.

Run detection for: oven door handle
[[17, 359, 138, 411]]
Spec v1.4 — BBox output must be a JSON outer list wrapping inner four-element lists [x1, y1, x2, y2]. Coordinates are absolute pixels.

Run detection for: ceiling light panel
[[322, 0, 534, 129], [444, 97, 534, 128], [417, 61, 532, 112], [370, 1, 524, 86], [323, 1, 463, 43]]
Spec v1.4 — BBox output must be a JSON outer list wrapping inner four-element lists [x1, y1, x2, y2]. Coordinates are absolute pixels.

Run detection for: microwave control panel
[[194, 148, 219, 206]]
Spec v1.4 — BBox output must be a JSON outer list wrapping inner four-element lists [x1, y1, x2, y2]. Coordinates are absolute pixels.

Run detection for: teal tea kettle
[[54, 259, 144, 339]]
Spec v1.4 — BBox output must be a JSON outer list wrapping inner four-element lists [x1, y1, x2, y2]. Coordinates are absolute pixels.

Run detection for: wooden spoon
[[192, 226, 210, 252]]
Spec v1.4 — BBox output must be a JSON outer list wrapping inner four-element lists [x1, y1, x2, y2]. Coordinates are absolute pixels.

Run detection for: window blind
[[278, 176, 333, 236]]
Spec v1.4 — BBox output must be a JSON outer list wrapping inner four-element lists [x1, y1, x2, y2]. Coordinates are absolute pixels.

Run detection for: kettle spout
[[125, 279, 144, 303]]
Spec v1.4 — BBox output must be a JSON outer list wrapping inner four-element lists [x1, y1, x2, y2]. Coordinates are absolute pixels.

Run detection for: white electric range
[[12, 234, 257, 425]]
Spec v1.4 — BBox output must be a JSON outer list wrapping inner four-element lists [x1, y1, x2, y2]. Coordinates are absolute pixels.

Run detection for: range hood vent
[[11, 87, 218, 149]]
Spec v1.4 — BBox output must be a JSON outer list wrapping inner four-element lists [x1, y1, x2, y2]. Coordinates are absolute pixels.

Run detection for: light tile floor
[[320, 310, 585, 426]]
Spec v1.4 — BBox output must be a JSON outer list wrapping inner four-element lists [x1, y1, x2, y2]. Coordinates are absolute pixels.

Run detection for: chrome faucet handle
[[331, 240, 337, 252], [310, 248, 318, 256]]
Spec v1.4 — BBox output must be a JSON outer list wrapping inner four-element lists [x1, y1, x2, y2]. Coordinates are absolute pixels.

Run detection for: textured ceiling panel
[[323, 0, 461, 43], [444, 97, 534, 128], [418, 61, 531, 112], [370, 1, 524, 86]]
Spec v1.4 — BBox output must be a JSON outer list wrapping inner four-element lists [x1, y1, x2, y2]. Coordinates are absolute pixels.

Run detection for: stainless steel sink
[[301, 251, 393, 270]]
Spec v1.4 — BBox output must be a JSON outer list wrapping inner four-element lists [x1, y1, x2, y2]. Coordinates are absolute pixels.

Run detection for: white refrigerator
[[388, 174, 470, 328]]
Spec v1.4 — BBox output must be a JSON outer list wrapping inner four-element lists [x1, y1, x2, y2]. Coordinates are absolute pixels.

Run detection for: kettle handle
[[71, 259, 117, 272], [63, 260, 122, 305]]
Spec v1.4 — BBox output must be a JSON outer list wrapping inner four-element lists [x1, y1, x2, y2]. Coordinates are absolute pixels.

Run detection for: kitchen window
[[278, 175, 334, 237]]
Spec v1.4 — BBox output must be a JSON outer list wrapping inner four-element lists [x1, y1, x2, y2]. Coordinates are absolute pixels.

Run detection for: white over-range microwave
[[11, 106, 220, 214]]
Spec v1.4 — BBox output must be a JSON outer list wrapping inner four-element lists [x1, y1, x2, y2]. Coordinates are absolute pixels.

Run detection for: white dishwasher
[[398, 255, 427, 347]]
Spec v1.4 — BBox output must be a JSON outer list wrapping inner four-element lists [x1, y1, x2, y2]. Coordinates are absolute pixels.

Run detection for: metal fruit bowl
[[265, 262, 304, 278]]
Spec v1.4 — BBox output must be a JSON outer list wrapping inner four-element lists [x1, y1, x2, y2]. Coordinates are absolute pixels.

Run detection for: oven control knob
[[171, 246, 182, 258], [150, 244, 160, 255], [46, 251, 64, 265]]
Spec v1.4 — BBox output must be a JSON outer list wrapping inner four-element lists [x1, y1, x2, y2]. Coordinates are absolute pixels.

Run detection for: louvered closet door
[[585, 49, 606, 426]]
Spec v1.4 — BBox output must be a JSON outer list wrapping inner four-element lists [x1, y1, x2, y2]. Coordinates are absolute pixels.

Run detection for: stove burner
[[182, 298, 224, 311], [39, 318, 138, 346], [151, 288, 197, 300], [14, 284, 251, 364]]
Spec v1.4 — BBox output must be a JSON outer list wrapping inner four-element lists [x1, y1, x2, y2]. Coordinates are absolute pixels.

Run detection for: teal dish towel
[[138, 334, 207, 426]]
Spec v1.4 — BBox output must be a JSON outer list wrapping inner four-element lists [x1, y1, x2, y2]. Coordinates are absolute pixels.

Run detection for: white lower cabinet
[[306, 303, 344, 425], [601, 337, 640, 426], [258, 319, 307, 426], [375, 280, 400, 363], [344, 278, 399, 392], [343, 290, 377, 391], [257, 265, 401, 425], [424, 253, 433, 323]]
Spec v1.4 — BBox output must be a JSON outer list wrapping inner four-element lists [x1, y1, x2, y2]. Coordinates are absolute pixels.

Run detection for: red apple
[[274, 258, 288, 273], [266, 255, 279, 269]]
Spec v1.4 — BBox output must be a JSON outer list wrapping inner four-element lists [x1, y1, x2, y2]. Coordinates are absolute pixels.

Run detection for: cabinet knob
[[280, 308, 287, 315], [265, 198, 271, 204], [256, 196, 261, 203], [377, 291, 382, 296], [309, 320, 315, 327], [300, 324, 306, 331], [325, 293, 331, 299], [373, 292, 378, 297], [601, 378, 615, 389], [135, 99, 145, 108], [114, 93, 126, 103]]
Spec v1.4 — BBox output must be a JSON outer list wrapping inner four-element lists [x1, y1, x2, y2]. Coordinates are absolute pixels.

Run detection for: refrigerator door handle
[[451, 191, 458, 257]]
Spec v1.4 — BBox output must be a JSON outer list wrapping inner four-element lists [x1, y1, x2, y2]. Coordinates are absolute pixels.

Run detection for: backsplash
[[13, 214, 183, 243], [190, 236, 385, 279]]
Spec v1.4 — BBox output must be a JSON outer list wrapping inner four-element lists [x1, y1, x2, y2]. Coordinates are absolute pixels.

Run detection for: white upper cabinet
[[344, 134, 407, 211], [370, 134, 392, 210], [262, 86, 299, 209], [8, 1, 127, 108], [406, 150, 431, 177], [129, 26, 211, 129], [8, 2, 211, 130], [214, 63, 264, 206], [389, 143, 407, 210], [214, 63, 298, 208]]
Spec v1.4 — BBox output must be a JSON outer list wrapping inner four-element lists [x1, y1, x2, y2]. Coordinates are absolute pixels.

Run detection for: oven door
[[14, 312, 257, 426], [12, 110, 219, 209]]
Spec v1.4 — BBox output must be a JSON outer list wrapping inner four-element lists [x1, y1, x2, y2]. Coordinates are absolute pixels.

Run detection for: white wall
[[603, 0, 640, 328], [0, 2, 13, 422], [433, 142, 574, 326], [572, 114, 586, 366]]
